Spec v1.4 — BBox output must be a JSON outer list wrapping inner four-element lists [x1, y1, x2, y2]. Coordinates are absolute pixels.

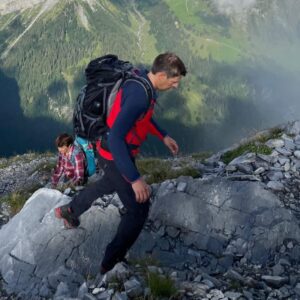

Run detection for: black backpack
[[73, 54, 153, 141]]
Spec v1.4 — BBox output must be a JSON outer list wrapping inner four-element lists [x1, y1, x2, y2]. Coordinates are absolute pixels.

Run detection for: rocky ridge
[[1, 121, 300, 299], [0, 152, 55, 197], [0, 0, 45, 15]]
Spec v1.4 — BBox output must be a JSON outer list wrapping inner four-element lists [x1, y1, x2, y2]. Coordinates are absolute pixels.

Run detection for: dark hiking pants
[[69, 157, 150, 271]]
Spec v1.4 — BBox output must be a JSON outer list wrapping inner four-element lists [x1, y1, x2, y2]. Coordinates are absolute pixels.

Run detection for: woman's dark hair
[[55, 133, 74, 148], [151, 52, 187, 78]]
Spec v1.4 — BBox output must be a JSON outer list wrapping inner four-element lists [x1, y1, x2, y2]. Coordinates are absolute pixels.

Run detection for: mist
[[213, 0, 257, 16]]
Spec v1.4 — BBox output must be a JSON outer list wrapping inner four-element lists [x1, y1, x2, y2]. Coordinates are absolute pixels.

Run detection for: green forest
[[1, 0, 300, 156]]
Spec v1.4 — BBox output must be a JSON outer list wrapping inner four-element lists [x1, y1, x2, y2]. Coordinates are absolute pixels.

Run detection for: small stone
[[112, 291, 128, 300], [294, 283, 300, 296], [226, 165, 237, 172], [267, 181, 284, 191], [254, 167, 265, 175], [202, 279, 214, 289], [54, 282, 70, 298], [177, 182, 187, 192], [194, 274, 202, 282], [267, 171, 283, 181], [92, 287, 105, 295], [272, 263, 285, 276], [78, 282, 88, 298], [278, 258, 291, 266], [224, 291, 243, 300], [124, 278, 143, 298], [224, 269, 245, 284], [278, 157, 290, 165], [265, 139, 284, 148], [261, 275, 289, 288], [284, 162, 291, 172], [83, 294, 97, 300], [294, 150, 300, 159], [275, 147, 292, 156], [170, 271, 178, 278], [147, 266, 159, 273], [63, 188, 72, 195], [279, 245, 287, 253], [166, 226, 180, 238]]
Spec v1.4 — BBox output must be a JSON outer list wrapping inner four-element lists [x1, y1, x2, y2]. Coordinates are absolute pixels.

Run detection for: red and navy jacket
[[97, 70, 167, 182]]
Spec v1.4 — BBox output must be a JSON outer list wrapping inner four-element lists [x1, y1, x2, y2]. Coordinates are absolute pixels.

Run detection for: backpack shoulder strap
[[124, 75, 154, 104]]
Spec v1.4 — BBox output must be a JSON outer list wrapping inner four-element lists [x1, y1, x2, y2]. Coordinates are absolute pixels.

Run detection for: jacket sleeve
[[108, 82, 149, 182], [71, 151, 86, 185], [51, 155, 64, 186], [149, 118, 167, 140]]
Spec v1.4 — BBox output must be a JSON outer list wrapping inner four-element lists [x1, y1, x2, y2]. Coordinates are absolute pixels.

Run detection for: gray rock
[[271, 263, 285, 276], [224, 269, 245, 284], [78, 282, 88, 299], [54, 282, 71, 298], [229, 153, 256, 165], [124, 278, 143, 298], [286, 120, 300, 135], [202, 278, 215, 289], [201, 273, 222, 288], [224, 291, 243, 300], [257, 154, 273, 163], [0, 189, 119, 298], [254, 167, 265, 175], [283, 139, 296, 151], [39, 281, 52, 298], [208, 288, 224, 299], [278, 157, 290, 165], [177, 182, 187, 192], [63, 188, 72, 195], [112, 292, 128, 300], [193, 274, 202, 282], [267, 181, 284, 191], [265, 139, 284, 149], [83, 294, 97, 300], [294, 283, 300, 296], [149, 178, 300, 263], [91, 287, 104, 295], [294, 150, 300, 159], [284, 162, 291, 172], [226, 165, 237, 172], [275, 147, 292, 156], [226, 174, 260, 181], [97, 289, 114, 299], [165, 226, 180, 238], [236, 163, 253, 174], [217, 255, 233, 270], [261, 275, 289, 288]]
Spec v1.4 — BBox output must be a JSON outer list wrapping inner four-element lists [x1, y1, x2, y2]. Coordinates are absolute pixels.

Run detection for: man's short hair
[[55, 133, 74, 148], [151, 52, 187, 78]]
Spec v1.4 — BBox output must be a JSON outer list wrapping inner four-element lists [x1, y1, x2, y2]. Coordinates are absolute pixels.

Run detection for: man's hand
[[132, 178, 151, 203], [163, 135, 179, 155]]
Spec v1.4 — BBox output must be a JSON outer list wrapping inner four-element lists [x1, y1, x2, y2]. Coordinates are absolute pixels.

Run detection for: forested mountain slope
[[1, 0, 300, 155]]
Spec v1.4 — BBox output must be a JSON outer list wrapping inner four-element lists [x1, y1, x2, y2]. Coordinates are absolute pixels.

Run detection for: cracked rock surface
[[0, 174, 300, 299]]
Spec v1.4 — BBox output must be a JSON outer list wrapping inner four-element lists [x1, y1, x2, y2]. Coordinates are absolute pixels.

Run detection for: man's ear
[[156, 71, 168, 79]]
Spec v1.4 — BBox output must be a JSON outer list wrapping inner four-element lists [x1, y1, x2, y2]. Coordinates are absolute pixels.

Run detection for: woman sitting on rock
[[51, 133, 87, 189]]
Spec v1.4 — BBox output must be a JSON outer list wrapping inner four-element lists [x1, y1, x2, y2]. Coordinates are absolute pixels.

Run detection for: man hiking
[[55, 52, 187, 277]]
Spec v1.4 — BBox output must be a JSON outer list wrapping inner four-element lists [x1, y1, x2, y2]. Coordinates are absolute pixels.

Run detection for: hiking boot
[[54, 204, 80, 229]]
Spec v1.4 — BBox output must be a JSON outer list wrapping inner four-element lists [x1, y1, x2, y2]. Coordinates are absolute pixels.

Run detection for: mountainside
[[1, 120, 300, 299], [1, 0, 300, 156]]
